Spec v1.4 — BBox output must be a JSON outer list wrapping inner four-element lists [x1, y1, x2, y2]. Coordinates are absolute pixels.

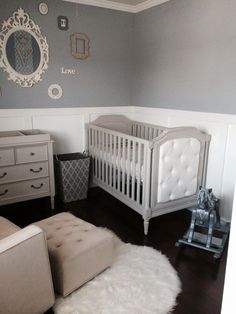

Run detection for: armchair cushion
[[0, 218, 55, 314], [0, 217, 20, 239]]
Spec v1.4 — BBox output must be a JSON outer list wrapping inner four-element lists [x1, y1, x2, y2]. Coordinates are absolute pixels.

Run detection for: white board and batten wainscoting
[[0, 106, 235, 222]]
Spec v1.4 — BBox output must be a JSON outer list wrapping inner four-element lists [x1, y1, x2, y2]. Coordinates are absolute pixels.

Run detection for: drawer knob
[[30, 167, 43, 173], [31, 183, 43, 190], [30, 152, 35, 156], [0, 172, 7, 178], [0, 189, 8, 196]]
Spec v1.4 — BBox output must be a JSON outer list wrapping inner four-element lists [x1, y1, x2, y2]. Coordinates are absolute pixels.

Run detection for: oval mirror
[[0, 9, 49, 87]]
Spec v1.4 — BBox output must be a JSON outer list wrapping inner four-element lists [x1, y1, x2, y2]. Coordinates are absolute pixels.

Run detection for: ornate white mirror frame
[[0, 8, 49, 87]]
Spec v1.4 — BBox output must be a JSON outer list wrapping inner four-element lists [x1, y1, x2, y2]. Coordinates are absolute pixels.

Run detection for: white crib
[[88, 115, 211, 235]]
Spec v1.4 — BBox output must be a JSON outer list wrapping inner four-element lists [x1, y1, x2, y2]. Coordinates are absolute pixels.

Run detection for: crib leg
[[143, 219, 149, 235]]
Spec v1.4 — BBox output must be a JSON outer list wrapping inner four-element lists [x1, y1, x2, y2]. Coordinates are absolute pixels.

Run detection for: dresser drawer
[[0, 162, 49, 184], [15, 145, 48, 164], [0, 148, 14, 166], [0, 178, 50, 202]]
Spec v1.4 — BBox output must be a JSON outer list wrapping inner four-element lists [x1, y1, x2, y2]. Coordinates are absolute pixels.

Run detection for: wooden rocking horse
[[176, 186, 230, 258]]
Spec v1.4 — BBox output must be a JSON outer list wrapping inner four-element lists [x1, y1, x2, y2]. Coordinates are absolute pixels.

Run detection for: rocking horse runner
[[176, 187, 230, 258]]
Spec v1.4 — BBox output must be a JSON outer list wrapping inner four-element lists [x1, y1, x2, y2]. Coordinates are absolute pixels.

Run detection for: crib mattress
[[93, 146, 145, 180]]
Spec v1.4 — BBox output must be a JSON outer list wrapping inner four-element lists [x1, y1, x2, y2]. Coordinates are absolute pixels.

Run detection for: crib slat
[[89, 127, 91, 147], [101, 131, 105, 181], [109, 134, 112, 186], [143, 147, 152, 209], [152, 128, 155, 138], [144, 127, 147, 140], [113, 135, 117, 188], [148, 128, 152, 140], [117, 136, 121, 191], [96, 129, 99, 179], [131, 140, 136, 201], [99, 130, 102, 180], [121, 139, 126, 194], [103, 132, 105, 180], [97, 129, 100, 179], [100, 130, 103, 181], [92, 128, 95, 177], [131, 124, 135, 137], [105, 132, 108, 184], [94, 129, 98, 178], [154, 129, 158, 138], [136, 142, 141, 204], [126, 139, 131, 197]]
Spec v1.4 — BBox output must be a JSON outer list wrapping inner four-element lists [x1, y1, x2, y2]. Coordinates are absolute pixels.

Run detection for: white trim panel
[[134, 0, 171, 13], [62, 0, 171, 13], [0, 107, 135, 155], [221, 182, 236, 314]]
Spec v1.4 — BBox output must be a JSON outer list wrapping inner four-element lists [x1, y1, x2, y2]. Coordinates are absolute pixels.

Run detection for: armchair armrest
[[0, 225, 55, 314]]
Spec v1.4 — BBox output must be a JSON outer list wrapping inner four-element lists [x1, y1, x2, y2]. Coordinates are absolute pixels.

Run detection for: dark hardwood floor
[[0, 188, 228, 314]]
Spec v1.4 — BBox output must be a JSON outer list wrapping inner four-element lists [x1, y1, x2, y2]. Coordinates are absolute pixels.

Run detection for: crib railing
[[131, 121, 166, 141], [88, 124, 151, 210]]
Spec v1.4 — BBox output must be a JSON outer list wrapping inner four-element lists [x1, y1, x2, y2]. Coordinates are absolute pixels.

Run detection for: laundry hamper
[[55, 153, 90, 203]]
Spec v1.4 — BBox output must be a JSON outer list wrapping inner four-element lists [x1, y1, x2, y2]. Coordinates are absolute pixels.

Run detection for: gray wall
[[0, 0, 134, 108], [133, 0, 236, 114], [1, 0, 236, 114]]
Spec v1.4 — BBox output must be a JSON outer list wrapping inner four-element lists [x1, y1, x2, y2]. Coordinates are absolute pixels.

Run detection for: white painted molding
[[221, 183, 236, 314], [62, 0, 171, 13], [63, 0, 136, 13], [134, 0, 171, 13]]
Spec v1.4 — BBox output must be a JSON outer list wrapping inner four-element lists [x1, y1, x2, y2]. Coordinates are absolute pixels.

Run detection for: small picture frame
[[70, 33, 90, 60], [58, 16, 69, 31]]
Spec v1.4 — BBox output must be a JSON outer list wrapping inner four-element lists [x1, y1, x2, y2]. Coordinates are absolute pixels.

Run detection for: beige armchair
[[0, 217, 55, 314]]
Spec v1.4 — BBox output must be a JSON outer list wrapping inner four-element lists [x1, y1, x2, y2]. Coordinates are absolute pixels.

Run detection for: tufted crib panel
[[150, 128, 210, 215], [88, 116, 211, 235]]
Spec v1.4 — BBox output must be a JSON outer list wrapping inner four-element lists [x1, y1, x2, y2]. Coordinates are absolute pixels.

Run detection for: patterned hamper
[[55, 153, 90, 203]]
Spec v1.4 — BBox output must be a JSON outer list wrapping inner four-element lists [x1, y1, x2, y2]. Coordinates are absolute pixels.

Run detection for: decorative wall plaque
[[58, 16, 69, 31], [61, 67, 76, 75], [70, 33, 90, 60], [39, 3, 49, 15], [48, 84, 63, 99], [0, 8, 49, 87]]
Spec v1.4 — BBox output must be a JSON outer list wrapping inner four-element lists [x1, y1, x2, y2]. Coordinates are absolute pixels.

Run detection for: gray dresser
[[0, 130, 55, 209]]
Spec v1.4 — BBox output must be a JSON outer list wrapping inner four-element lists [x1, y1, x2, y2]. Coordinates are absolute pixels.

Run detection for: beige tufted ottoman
[[34, 212, 114, 296]]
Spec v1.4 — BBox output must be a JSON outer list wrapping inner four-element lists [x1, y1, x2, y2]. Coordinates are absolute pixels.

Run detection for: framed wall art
[[58, 16, 69, 31], [70, 33, 90, 60]]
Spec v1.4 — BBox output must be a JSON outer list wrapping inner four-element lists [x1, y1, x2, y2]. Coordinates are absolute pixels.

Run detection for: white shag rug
[[53, 242, 181, 314]]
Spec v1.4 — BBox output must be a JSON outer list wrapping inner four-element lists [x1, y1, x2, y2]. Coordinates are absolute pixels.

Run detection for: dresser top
[[0, 130, 51, 145]]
